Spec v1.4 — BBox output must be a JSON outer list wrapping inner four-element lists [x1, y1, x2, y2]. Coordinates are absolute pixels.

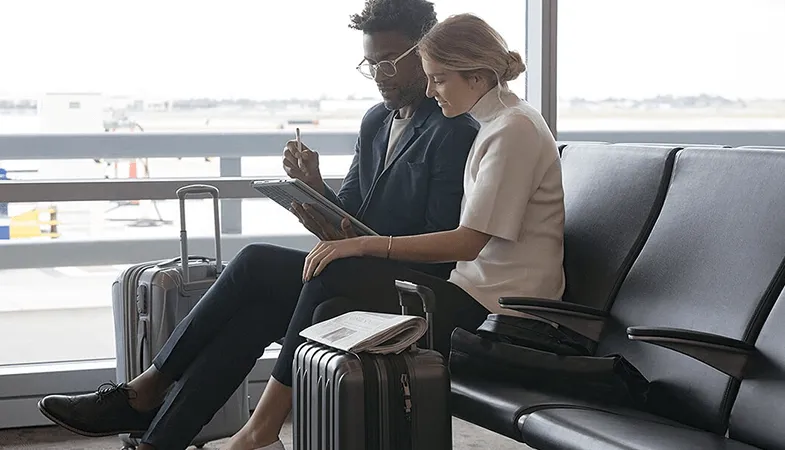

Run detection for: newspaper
[[299, 311, 428, 355]]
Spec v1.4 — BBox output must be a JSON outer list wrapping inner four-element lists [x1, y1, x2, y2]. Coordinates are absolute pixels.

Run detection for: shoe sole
[[37, 399, 146, 439]]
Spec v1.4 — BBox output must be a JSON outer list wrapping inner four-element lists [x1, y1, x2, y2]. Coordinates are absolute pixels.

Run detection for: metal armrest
[[499, 297, 609, 342], [627, 326, 756, 379]]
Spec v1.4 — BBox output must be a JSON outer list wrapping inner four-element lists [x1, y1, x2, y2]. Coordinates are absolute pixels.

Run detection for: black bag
[[476, 314, 594, 356], [449, 324, 650, 408]]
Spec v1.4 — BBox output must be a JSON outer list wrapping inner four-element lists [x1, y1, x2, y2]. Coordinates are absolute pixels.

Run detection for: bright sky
[[0, 0, 783, 100]]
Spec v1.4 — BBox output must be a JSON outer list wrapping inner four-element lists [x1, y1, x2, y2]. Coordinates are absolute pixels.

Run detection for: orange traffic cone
[[129, 160, 139, 205]]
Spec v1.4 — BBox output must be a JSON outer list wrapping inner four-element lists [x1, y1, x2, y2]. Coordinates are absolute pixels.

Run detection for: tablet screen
[[251, 179, 378, 236]]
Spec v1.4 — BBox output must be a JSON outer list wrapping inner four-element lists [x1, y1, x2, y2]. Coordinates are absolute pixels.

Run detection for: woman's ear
[[468, 71, 483, 89], [468, 70, 494, 90]]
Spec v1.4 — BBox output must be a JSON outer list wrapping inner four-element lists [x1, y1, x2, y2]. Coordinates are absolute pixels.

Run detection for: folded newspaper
[[299, 311, 428, 355]]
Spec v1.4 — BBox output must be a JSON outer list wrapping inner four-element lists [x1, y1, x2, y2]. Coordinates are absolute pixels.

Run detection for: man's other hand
[[290, 202, 357, 241], [283, 140, 324, 194]]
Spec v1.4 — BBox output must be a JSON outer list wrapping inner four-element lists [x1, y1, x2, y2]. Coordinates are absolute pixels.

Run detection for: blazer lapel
[[356, 112, 394, 218], [382, 125, 416, 173], [371, 113, 394, 179]]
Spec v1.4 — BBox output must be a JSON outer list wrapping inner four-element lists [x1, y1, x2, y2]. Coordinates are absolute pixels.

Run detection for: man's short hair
[[349, 0, 438, 41]]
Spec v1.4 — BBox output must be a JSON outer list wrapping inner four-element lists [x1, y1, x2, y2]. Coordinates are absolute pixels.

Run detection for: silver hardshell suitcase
[[292, 281, 452, 450], [111, 184, 249, 450]]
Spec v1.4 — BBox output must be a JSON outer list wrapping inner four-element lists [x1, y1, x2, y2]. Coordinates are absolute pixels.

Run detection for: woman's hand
[[303, 237, 373, 282]]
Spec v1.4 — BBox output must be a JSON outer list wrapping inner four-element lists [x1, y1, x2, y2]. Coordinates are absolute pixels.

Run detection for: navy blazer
[[323, 97, 479, 278]]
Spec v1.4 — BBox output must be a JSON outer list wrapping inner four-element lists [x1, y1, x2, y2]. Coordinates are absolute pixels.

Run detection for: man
[[37, 1, 479, 449], [288, 1, 478, 278]]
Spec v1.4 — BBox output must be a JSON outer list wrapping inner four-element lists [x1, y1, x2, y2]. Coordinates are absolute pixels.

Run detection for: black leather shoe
[[38, 382, 158, 437]]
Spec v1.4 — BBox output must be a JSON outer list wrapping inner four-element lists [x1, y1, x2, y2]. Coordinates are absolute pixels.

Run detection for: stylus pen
[[295, 127, 305, 172]]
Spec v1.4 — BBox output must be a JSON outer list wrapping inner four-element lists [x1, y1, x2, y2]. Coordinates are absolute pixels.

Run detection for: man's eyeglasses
[[356, 45, 417, 80]]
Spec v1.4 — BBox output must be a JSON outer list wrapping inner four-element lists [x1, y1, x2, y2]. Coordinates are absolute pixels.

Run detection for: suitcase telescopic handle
[[176, 184, 222, 284], [395, 280, 436, 349]]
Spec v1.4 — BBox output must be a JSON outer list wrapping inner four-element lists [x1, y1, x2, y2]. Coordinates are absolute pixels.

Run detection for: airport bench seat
[[446, 146, 785, 449]]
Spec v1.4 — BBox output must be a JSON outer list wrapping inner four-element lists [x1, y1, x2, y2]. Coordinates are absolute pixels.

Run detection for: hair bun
[[501, 50, 526, 82]]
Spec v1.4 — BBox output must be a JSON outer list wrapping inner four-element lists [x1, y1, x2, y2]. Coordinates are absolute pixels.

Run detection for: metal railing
[[0, 132, 357, 269]]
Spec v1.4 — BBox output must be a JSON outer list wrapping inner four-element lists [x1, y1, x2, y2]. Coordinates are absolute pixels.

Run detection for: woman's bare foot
[[224, 376, 291, 450], [223, 427, 283, 450]]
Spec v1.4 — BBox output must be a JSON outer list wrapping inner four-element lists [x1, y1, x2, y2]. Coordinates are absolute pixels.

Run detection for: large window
[[0, 1, 526, 369], [557, 0, 785, 133], [0, 0, 525, 136]]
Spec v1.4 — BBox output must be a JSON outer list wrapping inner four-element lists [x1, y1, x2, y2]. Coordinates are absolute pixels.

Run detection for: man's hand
[[283, 140, 324, 195], [291, 202, 357, 241]]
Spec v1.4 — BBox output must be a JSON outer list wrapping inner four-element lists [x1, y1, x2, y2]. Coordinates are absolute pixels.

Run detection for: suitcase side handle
[[395, 280, 436, 349], [176, 184, 222, 284], [157, 255, 212, 267]]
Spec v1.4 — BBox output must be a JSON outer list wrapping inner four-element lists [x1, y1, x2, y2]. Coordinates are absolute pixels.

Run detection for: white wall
[[39, 93, 104, 133]]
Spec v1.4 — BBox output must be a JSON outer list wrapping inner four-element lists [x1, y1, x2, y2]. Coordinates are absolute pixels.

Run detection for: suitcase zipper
[[401, 373, 412, 418]]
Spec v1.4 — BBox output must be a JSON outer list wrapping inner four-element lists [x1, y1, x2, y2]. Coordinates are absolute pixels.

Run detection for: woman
[[232, 12, 566, 450]]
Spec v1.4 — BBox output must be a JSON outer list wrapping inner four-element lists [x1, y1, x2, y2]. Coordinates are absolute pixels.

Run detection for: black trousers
[[141, 243, 489, 450]]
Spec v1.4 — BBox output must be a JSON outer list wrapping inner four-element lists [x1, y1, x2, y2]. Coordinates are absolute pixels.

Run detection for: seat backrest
[[736, 145, 785, 150], [728, 288, 785, 449], [597, 148, 785, 434], [612, 143, 731, 149], [557, 141, 607, 155], [560, 144, 679, 313]]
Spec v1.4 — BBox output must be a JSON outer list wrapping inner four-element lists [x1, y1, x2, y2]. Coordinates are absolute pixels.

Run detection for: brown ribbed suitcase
[[292, 281, 452, 450]]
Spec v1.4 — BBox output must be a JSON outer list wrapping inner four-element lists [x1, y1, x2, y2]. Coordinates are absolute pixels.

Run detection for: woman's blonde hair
[[418, 13, 526, 86]]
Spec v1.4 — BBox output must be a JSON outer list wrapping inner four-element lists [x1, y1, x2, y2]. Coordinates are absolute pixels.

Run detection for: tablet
[[251, 179, 378, 237]]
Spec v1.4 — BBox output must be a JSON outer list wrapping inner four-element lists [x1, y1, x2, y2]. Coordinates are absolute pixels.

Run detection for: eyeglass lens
[[359, 61, 397, 79]]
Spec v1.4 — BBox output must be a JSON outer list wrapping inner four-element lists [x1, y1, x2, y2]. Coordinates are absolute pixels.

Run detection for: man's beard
[[384, 78, 427, 111]]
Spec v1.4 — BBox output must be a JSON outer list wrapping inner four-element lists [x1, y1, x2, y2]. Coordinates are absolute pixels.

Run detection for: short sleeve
[[460, 115, 547, 241]]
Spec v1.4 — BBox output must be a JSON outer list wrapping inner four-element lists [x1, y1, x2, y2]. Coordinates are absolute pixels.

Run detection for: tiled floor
[[0, 417, 532, 449]]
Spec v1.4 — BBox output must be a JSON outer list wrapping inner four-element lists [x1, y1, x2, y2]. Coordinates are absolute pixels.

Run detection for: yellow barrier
[[9, 206, 60, 239]]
